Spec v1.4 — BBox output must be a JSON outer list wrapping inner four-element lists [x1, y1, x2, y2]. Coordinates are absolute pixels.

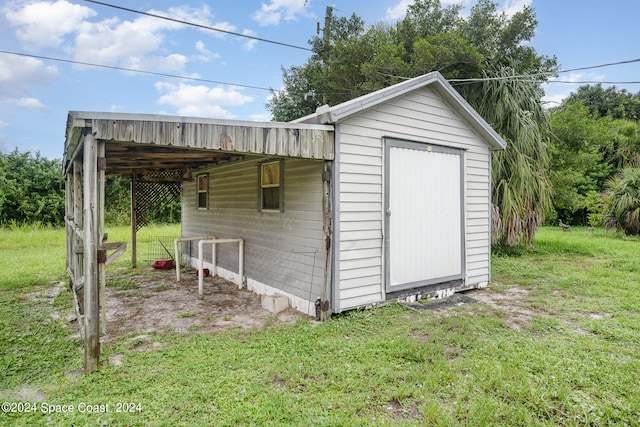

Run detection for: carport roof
[[63, 111, 335, 176]]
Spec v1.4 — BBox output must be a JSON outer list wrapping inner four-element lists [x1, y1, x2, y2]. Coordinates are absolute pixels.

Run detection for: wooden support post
[[73, 159, 84, 313], [65, 169, 72, 279], [321, 162, 333, 321], [97, 141, 106, 335], [83, 133, 100, 373], [131, 171, 137, 268]]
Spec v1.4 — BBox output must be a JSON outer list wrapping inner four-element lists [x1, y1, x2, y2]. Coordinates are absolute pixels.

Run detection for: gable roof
[[294, 71, 506, 151]]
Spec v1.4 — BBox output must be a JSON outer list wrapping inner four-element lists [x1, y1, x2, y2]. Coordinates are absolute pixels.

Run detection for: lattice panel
[[134, 170, 183, 231]]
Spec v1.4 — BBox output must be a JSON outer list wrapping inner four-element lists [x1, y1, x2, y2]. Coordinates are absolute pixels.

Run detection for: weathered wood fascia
[[62, 120, 93, 175]]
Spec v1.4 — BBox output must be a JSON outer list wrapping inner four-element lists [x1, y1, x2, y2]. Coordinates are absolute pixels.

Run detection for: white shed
[[296, 71, 506, 312], [64, 71, 505, 370]]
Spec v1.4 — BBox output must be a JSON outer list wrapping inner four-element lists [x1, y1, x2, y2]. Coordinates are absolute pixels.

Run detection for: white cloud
[[207, 20, 240, 38], [194, 41, 221, 62], [0, 54, 58, 88], [250, 112, 272, 121], [385, 0, 412, 21], [4, 0, 96, 48], [386, 0, 529, 21], [5, 97, 50, 111], [6, 2, 223, 74], [0, 54, 56, 110], [541, 92, 567, 108], [0, 55, 53, 111], [499, 0, 532, 18], [74, 15, 177, 71], [155, 82, 254, 118], [386, 0, 472, 20], [140, 54, 189, 74], [252, 0, 313, 26], [555, 72, 605, 84], [70, 4, 235, 73], [542, 72, 606, 106], [5, 2, 247, 76], [242, 29, 259, 51], [0, 121, 7, 153], [161, 4, 213, 29], [559, 72, 585, 84]]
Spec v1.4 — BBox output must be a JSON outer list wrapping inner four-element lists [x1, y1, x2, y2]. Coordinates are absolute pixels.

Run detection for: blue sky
[[1, 0, 639, 160]]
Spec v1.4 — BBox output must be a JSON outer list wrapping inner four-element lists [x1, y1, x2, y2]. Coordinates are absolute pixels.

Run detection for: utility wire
[[446, 58, 640, 83], [549, 80, 640, 84], [559, 58, 640, 74], [0, 50, 275, 91], [378, 58, 640, 83], [7, 1, 640, 89], [82, 0, 312, 52], [3, 48, 640, 100]]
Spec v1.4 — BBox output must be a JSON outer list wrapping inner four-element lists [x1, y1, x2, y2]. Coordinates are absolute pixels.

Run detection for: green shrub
[[0, 149, 64, 226], [603, 165, 640, 234]]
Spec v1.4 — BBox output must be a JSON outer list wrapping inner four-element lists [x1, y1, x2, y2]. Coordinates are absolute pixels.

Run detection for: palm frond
[[602, 164, 640, 235], [459, 65, 552, 246]]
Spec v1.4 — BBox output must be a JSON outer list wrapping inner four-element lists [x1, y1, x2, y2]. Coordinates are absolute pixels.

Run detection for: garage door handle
[[386, 209, 391, 216]]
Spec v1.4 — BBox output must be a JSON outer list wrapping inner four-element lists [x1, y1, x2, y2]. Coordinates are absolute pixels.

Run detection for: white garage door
[[385, 140, 464, 293]]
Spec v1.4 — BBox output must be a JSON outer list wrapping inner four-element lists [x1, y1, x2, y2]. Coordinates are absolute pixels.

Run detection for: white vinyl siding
[[182, 157, 325, 302], [336, 87, 492, 311]]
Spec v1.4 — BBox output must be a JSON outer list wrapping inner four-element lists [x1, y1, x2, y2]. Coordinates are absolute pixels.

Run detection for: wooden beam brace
[[105, 242, 127, 266]]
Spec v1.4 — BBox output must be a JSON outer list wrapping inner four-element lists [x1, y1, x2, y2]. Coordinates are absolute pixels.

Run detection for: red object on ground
[[152, 259, 174, 270], [196, 268, 210, 277]]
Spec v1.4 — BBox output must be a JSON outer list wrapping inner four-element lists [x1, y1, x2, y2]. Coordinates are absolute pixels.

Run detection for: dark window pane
[[262, 188, 279, 210], [198, 192, 207, 209]]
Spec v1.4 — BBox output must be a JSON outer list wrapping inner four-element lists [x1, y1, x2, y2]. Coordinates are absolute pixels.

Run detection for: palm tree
[[603, 164, 640, 235], [457, 66, 553, 246]]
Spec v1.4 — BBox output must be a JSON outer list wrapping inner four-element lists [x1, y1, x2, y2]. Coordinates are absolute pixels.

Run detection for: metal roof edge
[[292, 71, 507, 151], [328, 72, 441, 123], [67, 111, 334, 131], [428, 78, 507, 151]]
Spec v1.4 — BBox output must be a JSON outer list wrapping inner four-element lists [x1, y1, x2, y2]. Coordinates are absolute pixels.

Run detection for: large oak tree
[[268, 0, 558, 246]]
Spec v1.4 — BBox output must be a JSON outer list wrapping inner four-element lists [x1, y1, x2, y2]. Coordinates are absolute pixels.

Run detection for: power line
[[560, 58, 640, 74], [446, 58, 640, 84], [82, 0, 312, 52], [4, 48, 640, 102], [0, 50, 275, 92], [451, 79, 640, 86], [546, 80, 640, 85]]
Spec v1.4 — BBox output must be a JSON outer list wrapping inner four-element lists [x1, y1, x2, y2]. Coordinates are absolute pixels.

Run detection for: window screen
[[197, 174, 208, 209], [259, 160, 283, 211]]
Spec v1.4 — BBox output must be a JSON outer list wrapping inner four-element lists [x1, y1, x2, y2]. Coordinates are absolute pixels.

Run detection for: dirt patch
[[382, 399, 421, 422], [403, 294, 476, 312], [466, 286, 541, 331], [10, 385, 47, 402], [403, 286, 547, 331], [102, 267, 309, 342]]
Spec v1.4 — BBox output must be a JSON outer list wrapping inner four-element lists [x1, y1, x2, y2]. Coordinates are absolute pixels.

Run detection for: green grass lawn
[[1, 225, 639, 426]]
